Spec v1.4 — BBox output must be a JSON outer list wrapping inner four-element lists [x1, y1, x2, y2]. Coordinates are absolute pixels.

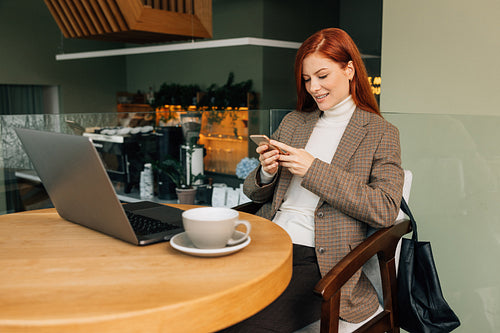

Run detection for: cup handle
[[227, 220, 251, 246]]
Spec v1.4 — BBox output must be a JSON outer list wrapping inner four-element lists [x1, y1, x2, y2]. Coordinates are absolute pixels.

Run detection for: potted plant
[[153, 144, 205, 204]]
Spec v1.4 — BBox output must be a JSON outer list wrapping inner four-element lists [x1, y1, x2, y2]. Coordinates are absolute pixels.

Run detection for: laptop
[[15, 128, 185, 245]]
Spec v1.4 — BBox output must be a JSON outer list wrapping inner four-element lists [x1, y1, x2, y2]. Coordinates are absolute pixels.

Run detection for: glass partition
[[0, 110, 259, 173], [384, 112, 499, 333], [0, 110, 262, 214]]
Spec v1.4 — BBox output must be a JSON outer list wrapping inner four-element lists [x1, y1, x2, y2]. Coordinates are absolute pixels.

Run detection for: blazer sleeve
[[242, 117, 286, 203], [242, 165, 279, 203], [301, 122, 404, 228]]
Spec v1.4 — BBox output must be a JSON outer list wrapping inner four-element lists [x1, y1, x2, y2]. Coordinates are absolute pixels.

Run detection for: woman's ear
[[345, 61, 355, 80]]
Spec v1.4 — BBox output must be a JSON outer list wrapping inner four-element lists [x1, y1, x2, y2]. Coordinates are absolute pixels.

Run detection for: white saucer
[[170, 231, 251, 257]]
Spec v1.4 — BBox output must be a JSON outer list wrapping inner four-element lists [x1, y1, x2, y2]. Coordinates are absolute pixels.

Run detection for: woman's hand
[[270, 140, 315, 177], [256, 144, 280, 175]]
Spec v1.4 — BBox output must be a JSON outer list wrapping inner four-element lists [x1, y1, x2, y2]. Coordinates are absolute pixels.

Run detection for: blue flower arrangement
[[236, 157, 260, 179]]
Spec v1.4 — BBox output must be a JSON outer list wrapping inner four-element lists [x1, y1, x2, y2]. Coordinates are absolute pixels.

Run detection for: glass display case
[[145, 107, 252, 176], [198, 109, 249, 175]]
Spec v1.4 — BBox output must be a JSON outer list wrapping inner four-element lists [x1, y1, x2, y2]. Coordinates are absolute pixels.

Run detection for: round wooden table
[[0, 205, 292, 333]]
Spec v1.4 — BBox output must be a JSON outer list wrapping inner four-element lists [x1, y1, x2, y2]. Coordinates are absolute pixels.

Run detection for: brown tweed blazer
[[243, 107, 404, 323]]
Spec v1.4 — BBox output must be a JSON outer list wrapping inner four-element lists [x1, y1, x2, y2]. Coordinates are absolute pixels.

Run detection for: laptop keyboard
[[125, 211, 180, 236]]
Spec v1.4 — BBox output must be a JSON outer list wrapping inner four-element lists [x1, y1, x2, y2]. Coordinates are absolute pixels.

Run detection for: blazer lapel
[[331, 108, 368, 169], [314, 108, 369, 209], [292, 110, 320, 149]]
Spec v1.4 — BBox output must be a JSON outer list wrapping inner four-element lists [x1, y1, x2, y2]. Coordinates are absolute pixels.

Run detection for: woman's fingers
[[257, 144, 280, 174], [269, 140, 292, 155]]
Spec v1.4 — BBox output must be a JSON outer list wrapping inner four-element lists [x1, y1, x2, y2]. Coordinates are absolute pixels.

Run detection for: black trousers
[[218, 244, 322, 333]]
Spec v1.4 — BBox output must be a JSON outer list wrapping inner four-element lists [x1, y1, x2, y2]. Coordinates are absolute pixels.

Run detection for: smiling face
[[301, 52, 354, 111]]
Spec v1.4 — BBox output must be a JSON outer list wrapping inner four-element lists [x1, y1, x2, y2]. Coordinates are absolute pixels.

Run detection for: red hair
[[294, 28, 380, 116]]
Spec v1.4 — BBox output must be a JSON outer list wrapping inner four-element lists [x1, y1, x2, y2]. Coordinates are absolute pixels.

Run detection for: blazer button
[[318, 247, 326, 254], [317, 212, 324, 218]]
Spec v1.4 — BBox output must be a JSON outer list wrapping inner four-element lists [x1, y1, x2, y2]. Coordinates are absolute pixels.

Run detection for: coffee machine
[[180, 113, 204, 186], [156, 126, 183, 199], [84, 128, 157, 193]]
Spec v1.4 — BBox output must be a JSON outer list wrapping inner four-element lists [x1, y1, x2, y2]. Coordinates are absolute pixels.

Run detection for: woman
[[223, 28, 404, 332]]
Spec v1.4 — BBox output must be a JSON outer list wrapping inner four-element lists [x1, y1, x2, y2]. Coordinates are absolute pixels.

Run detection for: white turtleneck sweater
[[262, 95, 356, 247]]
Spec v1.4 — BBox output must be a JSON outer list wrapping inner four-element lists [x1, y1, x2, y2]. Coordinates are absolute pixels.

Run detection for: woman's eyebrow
[[303, 67, 329, 76], [314, 67, 329, 75]]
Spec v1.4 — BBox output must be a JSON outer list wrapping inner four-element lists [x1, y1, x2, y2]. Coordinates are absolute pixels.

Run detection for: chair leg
[[379, 256, 400, 333], [320, 291, 340, 333]]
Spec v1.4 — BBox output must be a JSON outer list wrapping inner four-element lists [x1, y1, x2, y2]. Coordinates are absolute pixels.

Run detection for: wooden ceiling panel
[[44, 0, 212, 44], [46, 0, 73, 37], [72, 0, 97, 34]]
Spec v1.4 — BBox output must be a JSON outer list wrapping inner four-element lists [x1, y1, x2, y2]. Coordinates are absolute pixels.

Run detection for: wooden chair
[[313, 219, 411, 333], [233, 171, 413, 333]]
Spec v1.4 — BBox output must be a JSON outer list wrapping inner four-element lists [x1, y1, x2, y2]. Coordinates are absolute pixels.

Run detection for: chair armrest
[[314, 220, 411, 301], [314, 220, 411, 332], [232, 201, 264, 214]]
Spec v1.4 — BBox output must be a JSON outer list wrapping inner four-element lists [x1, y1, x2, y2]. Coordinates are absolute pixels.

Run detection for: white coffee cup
[[182, 207, 251, 249]]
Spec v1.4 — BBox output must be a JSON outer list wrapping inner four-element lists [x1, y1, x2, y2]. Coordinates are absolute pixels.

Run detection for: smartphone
[[250, 135, 287, 154]]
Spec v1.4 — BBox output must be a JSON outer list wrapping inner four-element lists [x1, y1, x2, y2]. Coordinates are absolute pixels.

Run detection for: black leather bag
[[398, 199, 461, 333]]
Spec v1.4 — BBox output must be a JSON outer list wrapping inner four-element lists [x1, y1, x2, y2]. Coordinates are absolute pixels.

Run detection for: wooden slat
[[79, 0, 105, 34], [53, 0, 79, 37], [169, 0, 176, 11], [57, 0, 83, 36], [88, 0, 112, 32], [48, 0, 77, 37], [72, 0, 97, 35], [96, 0, 120, 32], [185, 0, 192, 14], [44, 0, 71, 37], [177, 0, 184, 13], [161, 0, 168, 10], [61, 0, 90, 35], [108, 0, 129, 30]]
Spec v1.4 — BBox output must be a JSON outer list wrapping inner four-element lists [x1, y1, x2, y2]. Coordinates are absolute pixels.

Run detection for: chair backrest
[[364, 169, 413, 305], [396, 169, 413, 222], [395, 169, 412, 275]]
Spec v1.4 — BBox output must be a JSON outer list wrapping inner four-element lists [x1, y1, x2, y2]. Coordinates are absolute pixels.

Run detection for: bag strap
[[400, 198, 418, 241]]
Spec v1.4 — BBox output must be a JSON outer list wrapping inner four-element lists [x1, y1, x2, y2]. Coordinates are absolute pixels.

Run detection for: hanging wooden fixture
[[44, 0, 212, 44]]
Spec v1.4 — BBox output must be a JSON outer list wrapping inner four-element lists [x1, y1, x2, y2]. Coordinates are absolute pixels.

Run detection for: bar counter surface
[[0, 204, 293, 333]]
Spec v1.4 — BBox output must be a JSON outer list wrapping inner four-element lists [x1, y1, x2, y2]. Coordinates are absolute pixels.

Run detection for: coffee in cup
[[181, 207, 251, 249]]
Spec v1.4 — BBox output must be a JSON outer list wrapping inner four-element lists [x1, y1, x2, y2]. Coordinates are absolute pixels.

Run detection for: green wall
[[339, 0, 382, 83], [381, 0, 500, 116], [125, 0, 341, 111], [0, 0, 126, 114], [0, 0, 381, 113], [0, 0, 127, 213]]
